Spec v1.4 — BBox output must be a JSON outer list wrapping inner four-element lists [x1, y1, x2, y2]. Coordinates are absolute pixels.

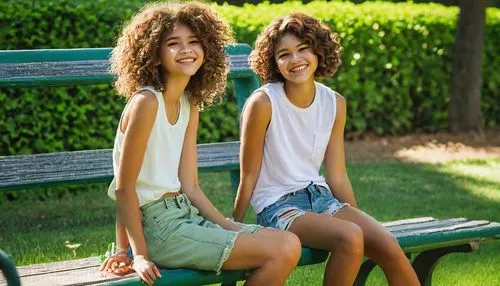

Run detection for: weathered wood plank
[[0, 257, 249, 286], [393, 220, 492, 236], [0, 142, 240, 191], [387, 218, 468, 233], [0, 48, 251, 87], [0, 257, 130, 286], [382, 217, 436, 227], [4, 218, 499, 286]]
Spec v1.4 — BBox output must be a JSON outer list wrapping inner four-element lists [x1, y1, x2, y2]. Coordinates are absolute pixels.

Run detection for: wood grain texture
[[2, 218, 498, 286], [0, 142, 240, 191], [0, 50, 251, 87]]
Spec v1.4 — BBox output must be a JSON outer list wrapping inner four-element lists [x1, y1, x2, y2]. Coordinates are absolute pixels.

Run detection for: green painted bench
[[1, 45, 499, 286]]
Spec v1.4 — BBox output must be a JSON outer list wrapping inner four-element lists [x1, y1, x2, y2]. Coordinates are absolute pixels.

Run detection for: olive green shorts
[[141, 193, 262, 272]]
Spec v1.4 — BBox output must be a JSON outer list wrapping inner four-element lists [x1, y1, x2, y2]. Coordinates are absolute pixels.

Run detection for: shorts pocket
[[151, 207, 184, 225], [317, 185, 331, 196], [312, 132, 331, 164]]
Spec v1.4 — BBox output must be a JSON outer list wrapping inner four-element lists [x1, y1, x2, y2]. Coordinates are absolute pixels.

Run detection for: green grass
[[1, 159, 499, 285]]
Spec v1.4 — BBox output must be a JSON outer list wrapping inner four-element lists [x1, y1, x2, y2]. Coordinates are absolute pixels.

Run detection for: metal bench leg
[[0, 248, 20, 286], [412, 243, 478, 286], [353, 259, 377, 286]]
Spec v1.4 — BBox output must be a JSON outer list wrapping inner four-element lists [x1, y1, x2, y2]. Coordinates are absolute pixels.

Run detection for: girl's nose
[[180, 44, 193, 54], [289, 53, 301, 63]]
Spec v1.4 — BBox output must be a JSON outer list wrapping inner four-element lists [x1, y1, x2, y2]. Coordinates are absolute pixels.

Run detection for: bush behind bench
[[1, 0, 499, 156]]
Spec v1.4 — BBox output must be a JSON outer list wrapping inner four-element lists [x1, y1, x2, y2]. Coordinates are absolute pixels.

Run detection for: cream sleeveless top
[[108, 86, 190, 207], [249, 81, 337, 214]]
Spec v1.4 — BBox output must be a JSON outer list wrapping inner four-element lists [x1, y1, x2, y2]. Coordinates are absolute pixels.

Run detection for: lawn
[[1, 158, 499, 285]]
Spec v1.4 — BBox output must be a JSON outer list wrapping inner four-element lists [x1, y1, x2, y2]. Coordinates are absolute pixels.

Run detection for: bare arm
[[179, 101, 239, 231], [233, 92, 271, 222], [324, 94, 358, 208], [115, 214, 129, 255], [114, 92, 161, 284]]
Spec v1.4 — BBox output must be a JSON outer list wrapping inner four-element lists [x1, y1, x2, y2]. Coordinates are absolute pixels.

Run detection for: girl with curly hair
[[99, 2, 301, 285], [233, 13, 420, 286]]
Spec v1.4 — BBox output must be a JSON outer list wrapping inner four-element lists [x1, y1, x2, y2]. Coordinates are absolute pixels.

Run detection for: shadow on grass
[[1, 159, 498, 285], [348, 160, 500, 222]]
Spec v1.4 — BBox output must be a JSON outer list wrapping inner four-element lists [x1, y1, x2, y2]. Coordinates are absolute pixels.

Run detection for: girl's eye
[[167, 42, 179, 47], [189, 40, 200, 44], [278, 53, 289, 59], [299, 46, 309, 51]]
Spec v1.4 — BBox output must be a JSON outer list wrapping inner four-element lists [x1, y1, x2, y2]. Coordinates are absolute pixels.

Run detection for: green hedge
[[219, 1, 500, 134], [1, 0, 499, 156]]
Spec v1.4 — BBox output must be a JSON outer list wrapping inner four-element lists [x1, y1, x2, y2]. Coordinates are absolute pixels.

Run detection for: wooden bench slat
[[0, 47, 251, 87], [1, 256, 248, 286], [12, 257, 99, 277], [0, 142, 240, 191], [387, 217, 468, 233], [7, 219, 500, 286], [382, 217, 436, 227], [392, 219, 490, 235], [394, 221, 500, 252]]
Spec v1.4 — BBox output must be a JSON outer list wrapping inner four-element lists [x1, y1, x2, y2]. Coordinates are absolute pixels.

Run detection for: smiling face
[[159, 23, 204, 77], [274, 33, 318, 84]]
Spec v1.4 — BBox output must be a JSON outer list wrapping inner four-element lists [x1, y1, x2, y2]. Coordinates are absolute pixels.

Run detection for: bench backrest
[[0, 44, 260, 193], [0, 44, 260, 114]]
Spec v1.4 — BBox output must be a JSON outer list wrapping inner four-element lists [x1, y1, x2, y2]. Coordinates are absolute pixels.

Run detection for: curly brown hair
[[249, 13, 342, 83], [111, 1, 233, 107]]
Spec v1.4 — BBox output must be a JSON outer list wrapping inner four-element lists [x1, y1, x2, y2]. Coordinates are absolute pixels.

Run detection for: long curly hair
[[111, 1, 233, 107], [250, 13, 342, 83]]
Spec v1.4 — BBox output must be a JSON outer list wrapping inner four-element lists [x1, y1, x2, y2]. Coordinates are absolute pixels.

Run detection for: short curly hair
[[250, 13, 342, 83], [111, 1, 233, 108]]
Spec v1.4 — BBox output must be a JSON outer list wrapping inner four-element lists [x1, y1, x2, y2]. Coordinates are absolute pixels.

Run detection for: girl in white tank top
[[100, 3, 301, 285], [234, 13, 419, 286]]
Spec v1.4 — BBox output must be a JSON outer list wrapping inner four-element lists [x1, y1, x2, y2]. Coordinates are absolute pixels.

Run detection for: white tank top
[[250, 81, 337, 214], [108, 86, 190, 207]]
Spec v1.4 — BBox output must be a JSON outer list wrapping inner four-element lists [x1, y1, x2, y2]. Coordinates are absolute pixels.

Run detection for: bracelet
[[116, 248, 129, 256]]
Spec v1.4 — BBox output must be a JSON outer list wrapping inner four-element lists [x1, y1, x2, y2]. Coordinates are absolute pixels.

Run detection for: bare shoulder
[[122, 90, 158, 133], [247, 90, 271, 111], [334, 92, 346, 107], [334, 92, 346, 115], [129, 90, 158, 114]]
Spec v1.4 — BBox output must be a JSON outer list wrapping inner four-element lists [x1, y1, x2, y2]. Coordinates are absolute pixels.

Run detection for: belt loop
[[307, 181, 315, 192], [175, 194, 184, 208], [163, 197, 169, 209]]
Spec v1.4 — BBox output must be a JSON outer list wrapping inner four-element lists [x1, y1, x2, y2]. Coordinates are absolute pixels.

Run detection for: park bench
[[1, 44, 499, 286]]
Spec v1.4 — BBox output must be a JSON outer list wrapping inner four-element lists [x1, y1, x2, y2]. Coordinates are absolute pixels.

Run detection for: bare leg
[[335, 206, 420, 286], [288, 212, 364, 286], [222, 228, 301, 286]]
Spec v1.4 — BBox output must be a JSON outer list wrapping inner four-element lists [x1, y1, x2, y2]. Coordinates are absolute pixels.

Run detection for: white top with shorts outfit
[[107, 86, 261, 272], [249, 81, 337, 214], [107, 86, 189, 207]]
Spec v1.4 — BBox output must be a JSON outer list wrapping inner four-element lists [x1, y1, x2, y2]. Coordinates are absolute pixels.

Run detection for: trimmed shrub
[[0, 0, 499, 156]]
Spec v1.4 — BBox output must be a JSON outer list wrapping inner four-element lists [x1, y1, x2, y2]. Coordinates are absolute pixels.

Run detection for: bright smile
[[289, 64, 308, 73], [176, 58, 196, 63]]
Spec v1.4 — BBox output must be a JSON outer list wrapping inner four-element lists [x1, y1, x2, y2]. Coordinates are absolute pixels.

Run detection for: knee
[[336, 223, 364, 257], [276, 232, 302, 265]]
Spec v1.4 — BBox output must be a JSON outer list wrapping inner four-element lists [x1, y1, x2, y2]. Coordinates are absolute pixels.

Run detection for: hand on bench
[[99, 252, 134, 276]]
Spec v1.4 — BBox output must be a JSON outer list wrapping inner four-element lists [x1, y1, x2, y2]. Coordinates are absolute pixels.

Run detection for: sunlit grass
[[1, 159, 499, 285]]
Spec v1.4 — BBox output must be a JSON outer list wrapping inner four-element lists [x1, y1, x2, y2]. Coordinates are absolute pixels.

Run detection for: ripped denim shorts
[[257, 183, 349, 231]]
